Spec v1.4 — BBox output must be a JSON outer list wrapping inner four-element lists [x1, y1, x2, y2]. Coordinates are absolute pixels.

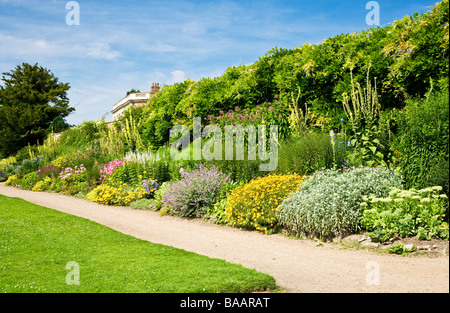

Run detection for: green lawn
[[0, 194, 277, 293]]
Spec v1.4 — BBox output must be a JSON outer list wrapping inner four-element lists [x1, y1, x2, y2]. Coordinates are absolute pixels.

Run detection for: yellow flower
[[225, 173, 305, 233]]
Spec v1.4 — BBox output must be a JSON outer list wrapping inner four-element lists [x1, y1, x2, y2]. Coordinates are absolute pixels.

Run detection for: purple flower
[[162, 164, 231, 217], [37, 165, 60, 177], [142, 179, 159, 195]]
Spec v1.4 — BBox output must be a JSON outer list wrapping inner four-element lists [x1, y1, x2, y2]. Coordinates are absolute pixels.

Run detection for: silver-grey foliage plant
[[277, 166, 403, 239]]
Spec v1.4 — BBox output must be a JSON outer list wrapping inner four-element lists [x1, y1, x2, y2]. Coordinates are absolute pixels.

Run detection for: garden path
[[1, 183, 448, 293]]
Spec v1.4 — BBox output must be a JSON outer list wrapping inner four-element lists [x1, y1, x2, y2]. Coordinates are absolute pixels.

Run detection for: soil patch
[[341, 233, 449, 257]]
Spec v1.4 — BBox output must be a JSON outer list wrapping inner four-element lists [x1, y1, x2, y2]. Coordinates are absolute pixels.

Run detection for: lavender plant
[[142, 178, 159, 198], [162, 164, 231, 218]]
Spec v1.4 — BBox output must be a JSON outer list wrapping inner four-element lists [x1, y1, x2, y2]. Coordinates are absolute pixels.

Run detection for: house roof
[[112, 92, 150, 115]]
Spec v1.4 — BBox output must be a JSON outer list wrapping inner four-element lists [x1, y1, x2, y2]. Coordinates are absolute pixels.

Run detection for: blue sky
[[0, 0, 436, 125]]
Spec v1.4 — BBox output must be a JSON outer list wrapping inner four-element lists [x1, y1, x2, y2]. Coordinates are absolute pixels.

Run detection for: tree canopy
[[121, 0, 448, 148], [0, 63, 74, 157]]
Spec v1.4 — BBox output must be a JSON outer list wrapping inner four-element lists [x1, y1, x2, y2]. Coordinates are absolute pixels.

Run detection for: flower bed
[[225, 173, 305, 234], [360, 186, 449, 241]]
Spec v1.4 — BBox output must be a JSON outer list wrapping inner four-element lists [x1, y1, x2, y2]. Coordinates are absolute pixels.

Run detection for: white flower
[[419, 187, 433, 194]]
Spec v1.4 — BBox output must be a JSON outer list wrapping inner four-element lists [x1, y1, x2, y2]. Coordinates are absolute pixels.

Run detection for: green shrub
[[277, 167, 403, 239], [62, 181, 87, 196], [130, 198, 156, 210], [204, 181, 245, 225], [51, 149, 92, 169], [14, 145, 39, 163], [0, 156, 17, 173], [211, 158, 265, 183], [59, 120, 106, 148], [20, 172, 41, 190], [393, 89, 449, 194], [15, 156, 44, 176], [0, 171, 7, 182], [387, 242, 406, 255], [360, 186, 449, 241], [368, 229, 392, 243], [48, 177, 63, 193], [32, 177, 52, 192], [276, 131, 345, 175], [204, 139, 272, 183], [149, 159, 170, 183], [2, 164, 16, 177], [387, 242, 416, 255], [152, 181, 173, 211], [4, 174, 20, 186]]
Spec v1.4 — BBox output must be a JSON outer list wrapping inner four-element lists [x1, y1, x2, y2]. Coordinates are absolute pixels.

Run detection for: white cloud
[[170, 70, 186, 84], [182, 21, 206, 36], [143, 41, 176, 53], [87, 42, 120, 60]]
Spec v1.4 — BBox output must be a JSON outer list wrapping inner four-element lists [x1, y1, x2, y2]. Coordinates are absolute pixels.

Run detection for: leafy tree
[[126, 88, 141, 96], [0, 63, 74, 157], [45, 116, 72, 137]]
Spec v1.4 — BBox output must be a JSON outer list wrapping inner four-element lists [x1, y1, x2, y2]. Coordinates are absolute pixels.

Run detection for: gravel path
[[1, 183, 448, 293]]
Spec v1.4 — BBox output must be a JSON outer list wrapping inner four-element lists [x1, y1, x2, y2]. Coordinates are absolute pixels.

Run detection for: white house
[[112, 83, 160, 120]]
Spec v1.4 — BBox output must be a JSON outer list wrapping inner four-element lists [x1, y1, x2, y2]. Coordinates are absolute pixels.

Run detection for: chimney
[[150, 83, 160, 96]]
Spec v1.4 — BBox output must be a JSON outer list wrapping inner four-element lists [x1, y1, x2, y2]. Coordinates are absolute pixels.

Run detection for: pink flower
[[100, 158, 126, 181]]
